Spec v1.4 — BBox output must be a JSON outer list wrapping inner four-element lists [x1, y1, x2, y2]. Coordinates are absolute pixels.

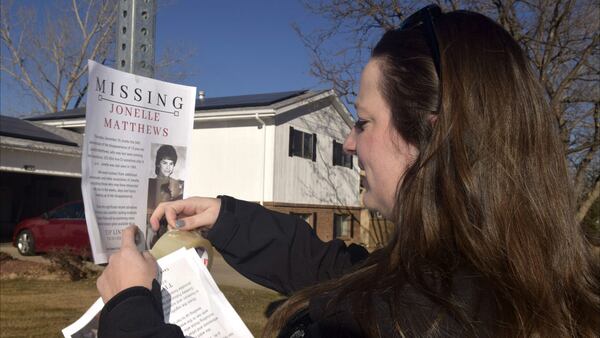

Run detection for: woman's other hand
[[96, 225, 158, 303], [150, 197, 221, 232]]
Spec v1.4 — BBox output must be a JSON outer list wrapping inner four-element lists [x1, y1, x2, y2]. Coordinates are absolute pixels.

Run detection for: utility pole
[[116, 0, 156, 77]]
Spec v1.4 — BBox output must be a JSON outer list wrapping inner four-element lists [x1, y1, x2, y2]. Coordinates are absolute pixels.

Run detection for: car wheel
[[16, 230, 35, 256]]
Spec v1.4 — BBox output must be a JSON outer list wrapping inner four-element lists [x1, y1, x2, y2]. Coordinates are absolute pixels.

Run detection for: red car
[[12, 201, 91, 256]]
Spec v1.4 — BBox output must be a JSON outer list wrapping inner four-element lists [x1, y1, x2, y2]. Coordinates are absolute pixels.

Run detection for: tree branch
[[573, 102, 600, 198], [576, 175, 599, 223]]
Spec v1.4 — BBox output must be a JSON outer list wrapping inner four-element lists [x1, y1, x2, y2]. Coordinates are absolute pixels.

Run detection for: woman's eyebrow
[[354, 103, 365, 117], [354, 101, 373, 116]]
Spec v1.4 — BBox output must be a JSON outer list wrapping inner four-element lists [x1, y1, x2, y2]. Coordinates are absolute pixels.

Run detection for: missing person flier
[[81, 60, 196, 264]]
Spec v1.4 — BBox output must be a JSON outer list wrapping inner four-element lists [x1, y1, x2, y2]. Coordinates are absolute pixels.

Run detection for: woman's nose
[[343, 128, 356, 155]]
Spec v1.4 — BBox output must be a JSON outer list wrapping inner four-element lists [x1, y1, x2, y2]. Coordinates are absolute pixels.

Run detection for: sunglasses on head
[[353, 4, 443, 131], [398, 4, 443, 81]]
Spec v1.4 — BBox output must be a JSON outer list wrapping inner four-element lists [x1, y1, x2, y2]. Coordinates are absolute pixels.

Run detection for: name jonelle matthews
[[95, 77, 187, 137]]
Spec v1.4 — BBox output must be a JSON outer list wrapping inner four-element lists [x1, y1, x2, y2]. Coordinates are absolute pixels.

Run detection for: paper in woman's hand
[[62, 248, 251, 338]]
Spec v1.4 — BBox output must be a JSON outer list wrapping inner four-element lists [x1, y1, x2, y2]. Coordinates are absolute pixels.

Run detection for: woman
[[97, 5, 599, 337], [148, 144, 184, 205], [146, 144, 184, 248]]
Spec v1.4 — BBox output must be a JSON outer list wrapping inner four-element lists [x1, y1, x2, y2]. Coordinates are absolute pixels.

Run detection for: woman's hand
[[150, 197, 222, 232], [96, 225, 158, 303]]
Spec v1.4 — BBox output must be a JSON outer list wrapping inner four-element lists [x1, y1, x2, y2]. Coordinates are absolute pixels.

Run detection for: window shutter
[[288, 126, 294, 157], [333, 215, 338, 238], [312, 133, 317, 161], [332, 141, 338, 166]]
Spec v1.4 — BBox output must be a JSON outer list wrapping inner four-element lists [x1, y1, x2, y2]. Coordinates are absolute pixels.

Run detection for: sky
[[155, 1, 328, 97], [0, 0, 342, 117]]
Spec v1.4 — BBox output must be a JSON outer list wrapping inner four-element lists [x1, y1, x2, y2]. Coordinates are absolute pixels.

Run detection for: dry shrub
[[45, 248, 99, 281], [0, 251, 15, 262]]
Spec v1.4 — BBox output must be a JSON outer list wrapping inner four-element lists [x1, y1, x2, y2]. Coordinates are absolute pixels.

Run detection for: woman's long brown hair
[[264, 10, 599, 337]]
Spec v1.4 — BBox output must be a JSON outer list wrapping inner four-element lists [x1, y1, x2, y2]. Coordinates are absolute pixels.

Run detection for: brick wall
[[263, 202, 362, 243]]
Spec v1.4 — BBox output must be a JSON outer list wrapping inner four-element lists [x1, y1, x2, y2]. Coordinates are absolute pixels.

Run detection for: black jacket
[[98, 196, 497, 337]]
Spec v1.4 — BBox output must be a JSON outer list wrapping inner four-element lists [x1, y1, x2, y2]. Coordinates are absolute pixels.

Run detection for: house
[[0, 115, 84, 240], [7, 89, 363, 243]]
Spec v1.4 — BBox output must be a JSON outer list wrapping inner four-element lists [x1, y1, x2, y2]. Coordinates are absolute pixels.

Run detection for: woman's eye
[[354, 119, 368, 131]]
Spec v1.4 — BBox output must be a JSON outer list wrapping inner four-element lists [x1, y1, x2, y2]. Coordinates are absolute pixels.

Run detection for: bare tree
[[0, 0, 196, 116], [295, 0, 600, 226], [1, 0, 117, 114]]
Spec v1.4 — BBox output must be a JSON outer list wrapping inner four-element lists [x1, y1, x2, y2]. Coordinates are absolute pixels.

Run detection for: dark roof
[[0, 115, 78, 147], [25, 107, 85, 121], [196, 90, 307, 110], [26, 90, 308, 121]]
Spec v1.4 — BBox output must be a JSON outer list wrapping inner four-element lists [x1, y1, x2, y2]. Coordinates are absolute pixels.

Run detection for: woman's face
[[343, 59, 418, 219], [158, 158, 175, 177]]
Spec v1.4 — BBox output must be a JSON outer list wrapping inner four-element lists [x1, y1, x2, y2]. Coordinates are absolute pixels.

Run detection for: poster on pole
[[81, 60, 196, 264]]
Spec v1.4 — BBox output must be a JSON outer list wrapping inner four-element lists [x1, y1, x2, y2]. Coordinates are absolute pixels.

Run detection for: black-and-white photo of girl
[[146, 144, 186, 248]]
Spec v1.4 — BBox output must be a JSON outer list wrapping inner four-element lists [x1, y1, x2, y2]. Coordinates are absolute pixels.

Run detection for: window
[[359, 173, 365, 192], [290, 212, 317, 232], [332, 140, 353, 168], [289, 127, 317, 161], [290, 212, 311, 224], [49, 202, 84, 219], [371, 210, 384, 219], [333, 214, 352, 238]]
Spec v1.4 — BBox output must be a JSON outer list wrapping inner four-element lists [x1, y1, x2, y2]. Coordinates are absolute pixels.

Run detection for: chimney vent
[[198, 90, 205, 100]]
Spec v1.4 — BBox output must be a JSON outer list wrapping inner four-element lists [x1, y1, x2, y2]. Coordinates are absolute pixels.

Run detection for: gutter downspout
[[255, 113, 266, 206]]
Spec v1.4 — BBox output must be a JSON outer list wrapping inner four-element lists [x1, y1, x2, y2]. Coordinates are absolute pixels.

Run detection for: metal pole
[[116, 0, 156, 77]]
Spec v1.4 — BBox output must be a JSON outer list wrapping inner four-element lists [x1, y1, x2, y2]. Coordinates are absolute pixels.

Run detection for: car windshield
[[47, 202, 84, 219]]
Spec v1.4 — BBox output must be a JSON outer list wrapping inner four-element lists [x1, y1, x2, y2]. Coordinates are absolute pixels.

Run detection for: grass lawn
[[0, 278, 282, 337]]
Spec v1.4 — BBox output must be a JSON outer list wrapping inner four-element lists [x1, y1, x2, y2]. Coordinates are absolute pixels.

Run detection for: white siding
[[273, 106, 361, 207], [186, 120, 274, 202], [0, 147, 81, 177]]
